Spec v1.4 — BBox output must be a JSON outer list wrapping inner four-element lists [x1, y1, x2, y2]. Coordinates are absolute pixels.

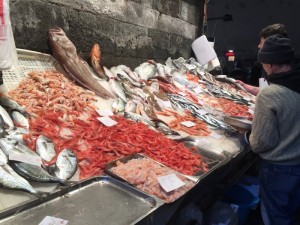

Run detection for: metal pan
[[0, 176, 163, 225], [105, 153, 197, 203]]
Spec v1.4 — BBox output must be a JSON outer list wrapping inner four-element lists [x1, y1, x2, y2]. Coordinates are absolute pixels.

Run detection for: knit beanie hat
[[258, 34, 294, 64]]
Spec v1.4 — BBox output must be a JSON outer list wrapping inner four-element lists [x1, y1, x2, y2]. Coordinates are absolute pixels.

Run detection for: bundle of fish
[[0, 97, 78, 197]]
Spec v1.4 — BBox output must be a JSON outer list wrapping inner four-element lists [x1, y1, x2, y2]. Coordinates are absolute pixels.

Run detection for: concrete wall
[[10, 0, 204, 68], [206, 0, 300, 61]]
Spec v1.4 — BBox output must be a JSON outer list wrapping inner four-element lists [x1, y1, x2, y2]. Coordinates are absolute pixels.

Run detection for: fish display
[[48, 27, 113, 99]]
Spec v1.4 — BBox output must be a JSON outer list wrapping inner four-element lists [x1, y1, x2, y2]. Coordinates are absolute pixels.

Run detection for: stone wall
[[10, 0, 204, 68]]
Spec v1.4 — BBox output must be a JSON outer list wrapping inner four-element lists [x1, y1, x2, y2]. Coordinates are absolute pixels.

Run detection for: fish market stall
[[0, 28, 256, 224]]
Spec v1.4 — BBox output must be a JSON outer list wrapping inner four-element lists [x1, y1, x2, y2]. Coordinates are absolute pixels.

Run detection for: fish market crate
[[2, 49, 64, 91]]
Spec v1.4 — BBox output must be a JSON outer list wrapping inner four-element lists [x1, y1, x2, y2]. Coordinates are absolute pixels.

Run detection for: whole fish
[[0, 105, 14, 130], [11, 111, 29, 128], [89, 43, 107, 80], [6, 127, 29, 144], [109, 78, 127, 102], [54, 148, 77, 180], [10, 161, 68, 185], [0, 138, 37, 156], [103, 66, 118, 80], [48, 27, 113, 99], [125, 100, 137, 113], [0, 165, 47, 197], [0, 96, 28, 117], [111, 66, 144, 88], [36, 135, 56, 162]]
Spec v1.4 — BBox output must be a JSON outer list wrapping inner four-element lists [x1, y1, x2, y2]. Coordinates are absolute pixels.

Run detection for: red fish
[[48, 27, 113, 99]]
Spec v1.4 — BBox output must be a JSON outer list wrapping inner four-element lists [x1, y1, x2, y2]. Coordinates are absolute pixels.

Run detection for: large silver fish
[[36, 135, 56, 162], [109, 78, 127, 102], [0, 165, 47, 197], [48, 27, 113, 99], [11, 111, 29, 128], [0, 96, 28, 117], [54, 148, 77, 180], [0, 105, 14, 130], [10, 162, 69, 185]]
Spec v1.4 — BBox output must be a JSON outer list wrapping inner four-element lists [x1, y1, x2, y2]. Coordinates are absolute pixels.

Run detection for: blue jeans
[[259, 161, 300, 225]]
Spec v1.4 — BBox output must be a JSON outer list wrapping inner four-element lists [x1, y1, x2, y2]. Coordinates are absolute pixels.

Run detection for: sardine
[[11, 111, 29, 128], [54, 148, 77, 180], [48, 27, 113, 99], [36, 135, 56, 162], [10, 161, 69, 185]]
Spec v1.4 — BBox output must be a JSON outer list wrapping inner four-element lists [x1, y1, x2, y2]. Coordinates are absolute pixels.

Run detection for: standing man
[[245, 34, 300, 225], [236, 23, 288, 95]]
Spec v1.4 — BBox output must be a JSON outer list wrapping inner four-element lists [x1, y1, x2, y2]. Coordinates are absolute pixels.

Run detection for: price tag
[[9, 152, 42, 167], [156, 98, 172, 109], [193, 86, 203, 94], [150, 82, 160, 93], [181, 121, 196, 127], [178, 92, 187, 96], [97, 116, 117, 127], [210, 132, 223, 139], [39, 216, 68, 225], [96, 109, 114, 117], [163, 100, 172, 108], [157, 173, 186, 192]]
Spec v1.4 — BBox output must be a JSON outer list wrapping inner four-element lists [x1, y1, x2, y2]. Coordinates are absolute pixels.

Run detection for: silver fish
[[109, 78, 127, 102], [10, 162, 68, 185], [54, 148, 77, 180], [0, 96, 28, 116], [0, 137, 37, 156], [36, 135, 56, 162], [0, 165, 47, 197], [125, 100, 137, 113], [0, 105, 14, 130], [48, 27, 113, 99], [6, 127, 29, 144], [0, 148, 8, 165], [11, 111, 29, 128], [103, 66, 118, 79]]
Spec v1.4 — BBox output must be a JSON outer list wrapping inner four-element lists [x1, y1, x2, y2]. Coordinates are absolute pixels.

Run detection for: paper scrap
[[181, 121, 196, 127], [39, 216, 68, 225], [157, 173, 186, 193], [9, 152, 42, 167], [195, 109, 208, 115], [97, 116, 117, 127], [96, 109, 114, 117], [178, 92, 187, 96]]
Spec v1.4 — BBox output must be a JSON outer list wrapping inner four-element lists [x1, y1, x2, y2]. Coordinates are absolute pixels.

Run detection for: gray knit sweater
[[250, 77, 300, 165]]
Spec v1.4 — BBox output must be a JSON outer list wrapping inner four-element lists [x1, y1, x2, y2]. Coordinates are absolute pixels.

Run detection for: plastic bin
[[223, 184, 260, 225]]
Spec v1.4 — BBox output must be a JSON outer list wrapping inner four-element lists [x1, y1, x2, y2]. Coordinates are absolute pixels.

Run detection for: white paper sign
[[157, 173, 186, 192], [193, 86, 203, 94], [39, 216, 68, 225], [155, 98, 172, 109], [181, 121, 196, 127], [178, 92, 187, 96], [9, 152, 42, 167], [97, 117, 118, 127], [163, 101, 172, 108], [192, 35, 217, 65], [96, 109, 114, 117]]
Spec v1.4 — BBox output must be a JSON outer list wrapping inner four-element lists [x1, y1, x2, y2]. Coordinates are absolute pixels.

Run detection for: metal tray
[[223, 116, 252, 131], [105, 153, 197, 203], [0, 176, 163, 225], [183, 140, 232, 177]]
